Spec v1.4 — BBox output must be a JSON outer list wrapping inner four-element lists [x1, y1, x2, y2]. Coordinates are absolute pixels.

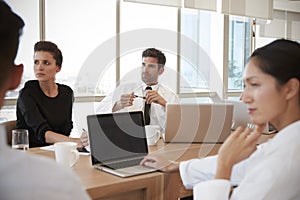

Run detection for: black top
[[17, 80, 74, 147]]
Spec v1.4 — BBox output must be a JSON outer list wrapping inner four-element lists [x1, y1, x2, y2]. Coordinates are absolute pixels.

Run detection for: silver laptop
[[225, 100, 251, 130], [225, 100, 269, 133], [87, 111, 156, 178], [163, 103, 233, 143]]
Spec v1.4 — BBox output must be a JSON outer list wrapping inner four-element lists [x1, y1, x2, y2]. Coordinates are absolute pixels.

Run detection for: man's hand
[[112, 92, 135, 112], [145, 90, 167, 107]]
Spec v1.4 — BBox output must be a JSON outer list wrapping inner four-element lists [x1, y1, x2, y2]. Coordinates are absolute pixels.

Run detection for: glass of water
[[12, 129, 29, 151]]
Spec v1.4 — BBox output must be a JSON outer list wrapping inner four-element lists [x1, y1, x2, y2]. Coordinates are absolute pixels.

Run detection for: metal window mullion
[[223, 15, 229, 99], [177, 8, 181, 95], [116, 0, 121, 87], [39, 0, 45, 40]]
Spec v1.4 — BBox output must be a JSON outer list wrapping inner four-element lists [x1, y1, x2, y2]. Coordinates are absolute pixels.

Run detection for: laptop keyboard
[[104, 158, 143, 170]]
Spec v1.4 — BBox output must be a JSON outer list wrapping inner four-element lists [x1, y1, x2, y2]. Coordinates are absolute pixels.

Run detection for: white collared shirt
[[180, 121, 300, 200], [96, 81, 179, 132]]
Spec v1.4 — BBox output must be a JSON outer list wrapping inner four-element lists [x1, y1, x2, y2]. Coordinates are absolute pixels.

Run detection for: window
[[45, 0, 116, 96], [180, 9, 212, 93], [4, 0, 39, 99], [119, 2, 178, 92], [2, 0, 255, 121], [1, 0, 39, 122], [228, 16, 251, 92]]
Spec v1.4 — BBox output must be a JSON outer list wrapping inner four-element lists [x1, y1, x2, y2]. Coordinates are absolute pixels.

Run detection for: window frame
[[3, 0, 253, 108]]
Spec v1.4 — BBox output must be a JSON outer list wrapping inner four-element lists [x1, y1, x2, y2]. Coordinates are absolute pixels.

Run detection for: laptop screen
[[87, 111, 148, 165]]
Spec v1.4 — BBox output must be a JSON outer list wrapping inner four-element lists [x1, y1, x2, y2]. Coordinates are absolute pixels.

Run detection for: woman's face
[[34, 51, 60, 82], [242, 58, 287, 126]]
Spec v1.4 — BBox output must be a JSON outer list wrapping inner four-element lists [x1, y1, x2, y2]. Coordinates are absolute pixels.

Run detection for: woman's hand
[[80, 130, 89, 147], [215, 125, 263, 179], [140, 154, 179, 172], [70, 131, 88, 149]]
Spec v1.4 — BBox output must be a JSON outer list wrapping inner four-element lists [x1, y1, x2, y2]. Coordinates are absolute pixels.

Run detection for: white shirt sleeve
[[96, 92, 114, 113], [179, 156, 218, 189], [96, 83, 141, 114], [180, 122, 300, 200], [179, 155, 247, 189], [153, 84, 179, 131], [193, 179, 231, 200]]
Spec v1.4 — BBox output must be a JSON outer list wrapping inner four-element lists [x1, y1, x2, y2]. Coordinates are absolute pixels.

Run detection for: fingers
[[145, 90, 155, 103], [255, 123, 267, 134], [141, 156, 159, 166], [218, 125, 261, 166], [238, 124, 264, 142], [120, 91, 166, 106], [232, 126, 260, 141], [75, 138, 84, 149], [140, 155, 157, 166], [140, 155, 179, 172], [80, 131, 89, 147], [119, 93, 135, 108], [240, 127, 253, 138], [141, 155, 162, 168], [145, 90, 165, 105]]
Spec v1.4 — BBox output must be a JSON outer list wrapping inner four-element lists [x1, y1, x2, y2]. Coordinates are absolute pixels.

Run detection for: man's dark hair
[[142, 48, 166, 68], [0, 0, 25, 86]]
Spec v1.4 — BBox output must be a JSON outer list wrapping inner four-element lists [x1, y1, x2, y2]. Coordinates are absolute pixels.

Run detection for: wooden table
[[29, 140, 221, 200], [149, 140, 221, 199]]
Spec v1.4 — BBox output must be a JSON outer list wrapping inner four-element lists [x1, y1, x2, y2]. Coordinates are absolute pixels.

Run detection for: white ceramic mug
[[193, 180, 231, 199], [12, 129, 29, 151], [145, 125, 160, 146], [54, 142, 79, 167]]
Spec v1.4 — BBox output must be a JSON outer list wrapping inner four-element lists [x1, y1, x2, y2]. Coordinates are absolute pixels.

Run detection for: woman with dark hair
[[141, 39, 300, 199], [17, 41, 88, 148]]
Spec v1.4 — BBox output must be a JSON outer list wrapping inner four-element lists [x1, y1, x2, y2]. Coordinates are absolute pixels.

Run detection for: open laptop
[[225, 100, 269, 133], [209, 96, 270, 133], [163, 103, 233, 143], [87, 111, 156, 178], [225, 100, 251, 130]]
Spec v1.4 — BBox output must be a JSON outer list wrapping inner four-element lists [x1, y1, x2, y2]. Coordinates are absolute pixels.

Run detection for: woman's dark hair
[[34, 41, 63, 68], [249, 39, 300, 86], [142, 48, 166, 68]]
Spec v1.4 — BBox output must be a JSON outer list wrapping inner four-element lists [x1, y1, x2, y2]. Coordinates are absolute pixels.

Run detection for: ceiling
[[274, 0, 300, 12]]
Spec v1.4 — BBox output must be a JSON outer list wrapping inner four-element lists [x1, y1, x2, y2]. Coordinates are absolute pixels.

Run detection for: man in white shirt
[[97, 48, 179, 131], [0, 2, 90, 199]]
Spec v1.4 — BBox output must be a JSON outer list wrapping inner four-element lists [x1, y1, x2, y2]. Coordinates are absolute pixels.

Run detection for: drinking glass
[[12, 129, 29, 151]]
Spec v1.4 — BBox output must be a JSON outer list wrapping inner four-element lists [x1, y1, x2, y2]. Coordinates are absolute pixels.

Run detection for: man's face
[[141, 57, 164, 85], [0, 35, 21, 108]]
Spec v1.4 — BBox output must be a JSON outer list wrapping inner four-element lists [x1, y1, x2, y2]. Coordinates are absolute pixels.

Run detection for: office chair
[[0, 120, 16, 146]]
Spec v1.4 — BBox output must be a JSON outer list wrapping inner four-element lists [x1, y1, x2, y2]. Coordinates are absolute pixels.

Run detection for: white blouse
[[180, 120, 300, 200]]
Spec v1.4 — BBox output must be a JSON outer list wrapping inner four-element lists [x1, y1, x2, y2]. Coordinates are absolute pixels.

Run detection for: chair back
[[0, 120, 16, 146]]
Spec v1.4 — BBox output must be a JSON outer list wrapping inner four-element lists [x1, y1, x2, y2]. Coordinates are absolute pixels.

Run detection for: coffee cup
[[145, 125, 160, 146], [54, 142, 79, 167]]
